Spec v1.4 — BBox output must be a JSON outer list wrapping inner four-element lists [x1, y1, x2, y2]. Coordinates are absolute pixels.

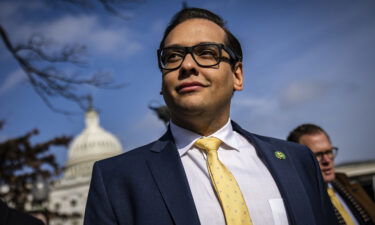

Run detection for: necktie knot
[[194, 137, 222, 152]]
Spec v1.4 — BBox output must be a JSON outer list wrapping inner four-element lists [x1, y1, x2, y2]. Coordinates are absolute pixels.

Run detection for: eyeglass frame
[[157, 42, 242, 71], [314, 147, 339, 161]]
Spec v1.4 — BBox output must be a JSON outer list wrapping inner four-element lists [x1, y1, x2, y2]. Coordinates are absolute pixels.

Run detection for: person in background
[[288, 123, 375, 225], [0, 199, 45, 225]]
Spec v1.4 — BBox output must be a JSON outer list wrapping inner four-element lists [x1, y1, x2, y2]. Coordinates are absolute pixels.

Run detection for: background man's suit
[[0, 200, 44, 225], [84, 122, 338, 225], [332, 173, 375, 224]]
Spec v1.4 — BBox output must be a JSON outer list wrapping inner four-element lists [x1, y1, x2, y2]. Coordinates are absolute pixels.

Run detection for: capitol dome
[[65, 109, 123, 178], [48, 108, 123, 225]]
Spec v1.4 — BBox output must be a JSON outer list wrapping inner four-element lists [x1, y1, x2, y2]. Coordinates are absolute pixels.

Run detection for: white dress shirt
[[170, 119, 289, 225]]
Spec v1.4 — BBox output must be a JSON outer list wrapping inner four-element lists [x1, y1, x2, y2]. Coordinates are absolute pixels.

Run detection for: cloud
[[0, 69, 27, 96], [232, 95, 277, 116], [133, 111, 165, 132], [38, 15, 142, 57], [122, 111, 166, 151], [3, 11, 142, 58], [279, 81, 331, 109]]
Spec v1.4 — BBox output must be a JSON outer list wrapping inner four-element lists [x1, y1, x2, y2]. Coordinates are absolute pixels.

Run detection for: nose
[[321, 153, 333, 164], [179, 53, 198, 78]]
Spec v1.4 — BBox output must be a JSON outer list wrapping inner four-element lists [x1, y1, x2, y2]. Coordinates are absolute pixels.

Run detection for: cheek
[[162, 76, 172, 90], [219, 73, 235, 92], [221, 67, 236, 84], [162, 77, 177, 98]]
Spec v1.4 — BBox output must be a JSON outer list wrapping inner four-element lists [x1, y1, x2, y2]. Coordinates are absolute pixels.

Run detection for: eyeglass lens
[[315, 147, 338, 161]]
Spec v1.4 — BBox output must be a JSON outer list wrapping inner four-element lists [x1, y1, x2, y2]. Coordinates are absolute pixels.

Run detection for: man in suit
[[287, 123, 375, 225], [0, 200, 45, 225], [84, 8, 338, 225]]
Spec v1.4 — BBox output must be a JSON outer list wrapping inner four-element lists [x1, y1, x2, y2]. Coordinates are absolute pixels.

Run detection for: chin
[[174, 98, 207, 111], [178, 104, 206, 115], [324, 174, 336, 183]]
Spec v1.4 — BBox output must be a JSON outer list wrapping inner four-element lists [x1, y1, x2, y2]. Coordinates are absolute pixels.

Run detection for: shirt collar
[[170, 119, 240, 157]]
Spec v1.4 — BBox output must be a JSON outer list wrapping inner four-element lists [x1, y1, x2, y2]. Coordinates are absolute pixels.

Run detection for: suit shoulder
[[250, 132, 315, 162], [252, 133, 308, 149], [95, 141, 156, 168], [233, 121, 309, 152]]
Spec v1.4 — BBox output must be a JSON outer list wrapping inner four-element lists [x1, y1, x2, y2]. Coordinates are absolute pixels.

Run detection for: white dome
[[67, 109, 122, 167]]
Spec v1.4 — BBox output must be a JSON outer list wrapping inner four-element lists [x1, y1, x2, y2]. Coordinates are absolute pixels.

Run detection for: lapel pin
[[275, 151, 286, 160]]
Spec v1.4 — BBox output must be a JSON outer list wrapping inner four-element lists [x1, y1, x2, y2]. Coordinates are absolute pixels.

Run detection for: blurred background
[[1, 0, 374, 224]]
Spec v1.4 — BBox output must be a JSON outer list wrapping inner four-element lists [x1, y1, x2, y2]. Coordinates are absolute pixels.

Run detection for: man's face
[[299, 132, 335, 182], [161, 19, 243, 123]]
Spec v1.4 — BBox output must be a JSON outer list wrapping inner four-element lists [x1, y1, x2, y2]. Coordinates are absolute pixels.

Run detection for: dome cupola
[[65, 109, 122, 177]]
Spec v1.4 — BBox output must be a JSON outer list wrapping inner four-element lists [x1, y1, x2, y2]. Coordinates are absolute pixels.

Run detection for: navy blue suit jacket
[[84, 121, 338, 225], [0, 200, 44, 225]]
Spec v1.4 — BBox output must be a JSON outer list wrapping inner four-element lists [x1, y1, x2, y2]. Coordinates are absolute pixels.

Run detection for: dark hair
[[287, 123, 331, 143], [158, 7, 242, 67]]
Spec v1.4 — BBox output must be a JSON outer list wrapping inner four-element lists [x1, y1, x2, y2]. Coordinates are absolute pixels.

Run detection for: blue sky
[[1, 0, 375, 166]]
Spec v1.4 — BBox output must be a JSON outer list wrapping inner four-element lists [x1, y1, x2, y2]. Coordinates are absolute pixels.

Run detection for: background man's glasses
[[314, 147, 339, 161], [157, 43, 239, 70]]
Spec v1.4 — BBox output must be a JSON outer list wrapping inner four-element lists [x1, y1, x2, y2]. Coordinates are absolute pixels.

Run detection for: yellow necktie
[[327, 187, 355, 225], [195, 137, 252, 225]]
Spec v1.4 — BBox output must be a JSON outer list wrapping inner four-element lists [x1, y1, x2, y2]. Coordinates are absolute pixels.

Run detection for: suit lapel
[[232, 122, 316, 225], [146, 130, 200, 225]]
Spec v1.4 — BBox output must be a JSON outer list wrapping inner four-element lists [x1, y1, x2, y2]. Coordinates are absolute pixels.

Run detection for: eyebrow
[[163, 42, 223, 48]]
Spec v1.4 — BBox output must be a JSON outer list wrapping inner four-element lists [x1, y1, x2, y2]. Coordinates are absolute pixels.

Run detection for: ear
[[232, 62, 244, 91]]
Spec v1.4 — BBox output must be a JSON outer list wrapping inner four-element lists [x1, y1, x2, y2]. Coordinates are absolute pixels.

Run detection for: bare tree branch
[[1, 0, 141, 114], [15, 35, 87, 65], [1, 24, 123, 114]]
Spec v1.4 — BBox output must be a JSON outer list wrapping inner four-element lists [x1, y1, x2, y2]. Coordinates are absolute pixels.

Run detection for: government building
[[48, 109, 123, 225]]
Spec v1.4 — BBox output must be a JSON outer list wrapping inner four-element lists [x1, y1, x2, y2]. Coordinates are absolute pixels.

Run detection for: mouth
[[321, 167, 334, 176], [176, 81, 207, 94]]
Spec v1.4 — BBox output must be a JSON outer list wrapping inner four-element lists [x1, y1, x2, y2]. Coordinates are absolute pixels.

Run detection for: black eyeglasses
[[314, 147, 338, 161], [157, 43, 241, 70]]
